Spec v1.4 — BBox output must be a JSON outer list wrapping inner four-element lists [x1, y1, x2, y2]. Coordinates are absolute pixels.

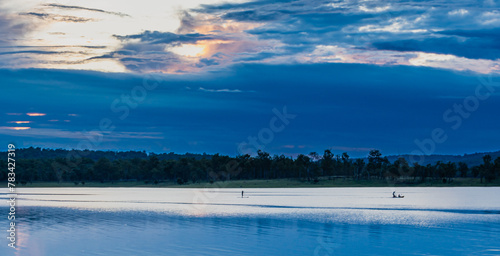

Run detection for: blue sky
[[1, 0, 500, 157]]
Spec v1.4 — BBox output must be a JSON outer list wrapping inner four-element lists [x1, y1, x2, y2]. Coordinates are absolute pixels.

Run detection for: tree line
[[2, 148, 499, 185]]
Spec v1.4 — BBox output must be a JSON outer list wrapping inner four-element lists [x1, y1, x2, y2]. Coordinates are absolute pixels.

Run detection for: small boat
[[392, 191, 404, 198]]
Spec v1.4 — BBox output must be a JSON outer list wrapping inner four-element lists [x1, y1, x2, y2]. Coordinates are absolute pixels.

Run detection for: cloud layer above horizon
[[1, 0, 500, 73]]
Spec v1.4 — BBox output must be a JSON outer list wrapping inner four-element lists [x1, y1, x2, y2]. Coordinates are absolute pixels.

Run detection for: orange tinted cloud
[[193, 19, 261, 35], [8, 121, 32, 124], [26, 113, 46, 116], [2, 127, 31, 130]]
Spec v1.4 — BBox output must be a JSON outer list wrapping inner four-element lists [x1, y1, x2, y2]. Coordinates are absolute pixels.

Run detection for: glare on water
[[0, 187, 499, 256]]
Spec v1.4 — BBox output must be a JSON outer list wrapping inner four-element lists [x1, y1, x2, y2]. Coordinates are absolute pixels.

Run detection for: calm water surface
[[0, 187, 499, 255]]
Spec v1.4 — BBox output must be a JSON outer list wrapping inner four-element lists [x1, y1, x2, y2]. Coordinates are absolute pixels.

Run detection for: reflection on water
[[0, 187, 499, 255]]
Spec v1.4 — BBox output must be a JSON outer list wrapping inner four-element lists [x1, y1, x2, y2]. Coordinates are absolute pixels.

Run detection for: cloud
[[176, 11, 198, 34], [0, 50, 87, 56], [359, 5, 392, 13], [199, 87, 242, 93], [448, 9, 469, 16], [179, 0, 500, 73], [114, 30, 212, 45], [90, 43, 182, 72], [372, 36, 500, 60], [196, 58, 219, 67], [105, 30, 223, 72], [0, 126, 31, 130], [44, 4, 131, 18], [26, 113, 46, 117], [20, 12, 95, 23], [0, 8, 34, 47], [7, 121, 31, 124], [0, 127, 163, 140], [0, 45, 107, 49], [221, 9, 284, 22], [0, 1, 134, 68], [3, 0, 500, 74], [0, 5, 116, 69]]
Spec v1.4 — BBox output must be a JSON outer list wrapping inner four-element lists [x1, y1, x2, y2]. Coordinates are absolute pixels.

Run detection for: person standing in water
[[393, 191, 396, 198], [242, 191, 244, 198]]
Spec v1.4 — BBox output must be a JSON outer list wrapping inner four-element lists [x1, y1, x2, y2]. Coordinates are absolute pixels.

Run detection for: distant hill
[[383, 150, 500, 167], [2, 147, 211, 161], [3, 147, 500, 167]]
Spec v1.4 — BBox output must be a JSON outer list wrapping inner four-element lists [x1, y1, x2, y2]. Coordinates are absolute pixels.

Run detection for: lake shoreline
[[11, 177, 500, 188]]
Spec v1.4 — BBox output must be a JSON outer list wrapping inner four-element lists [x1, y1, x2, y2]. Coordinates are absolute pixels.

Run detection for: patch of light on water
[[1, 187, 499, 226]]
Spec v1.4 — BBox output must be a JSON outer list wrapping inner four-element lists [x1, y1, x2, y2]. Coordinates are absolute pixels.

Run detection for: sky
[[1, 0, 500, 158]]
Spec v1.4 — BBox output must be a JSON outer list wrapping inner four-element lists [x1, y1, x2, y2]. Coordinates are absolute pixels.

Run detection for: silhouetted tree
[[458, 162, 469, 178], [321, 150, 334, 176], [367, 150, 383, 179]]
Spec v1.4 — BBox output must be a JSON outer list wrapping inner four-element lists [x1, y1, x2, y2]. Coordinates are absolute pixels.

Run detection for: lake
[[1, 187, 499, 255]]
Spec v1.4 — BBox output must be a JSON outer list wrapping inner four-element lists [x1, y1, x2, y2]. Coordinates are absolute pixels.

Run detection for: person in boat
[[393, 191, 396, 198]]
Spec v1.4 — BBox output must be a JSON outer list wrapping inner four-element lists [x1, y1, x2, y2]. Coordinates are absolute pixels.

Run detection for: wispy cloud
[[26, 113, 46, 116], [0, 127, 163, 140], [0, 126, 31, 130], [0, 8, 35, 47], [7, 121, 31, 124], [20, 12, 95, 23], [199, 87, 243, 93], [114, 30, 212, 45], [45, 3, 131, 18], [0, 50, 87, 56]]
